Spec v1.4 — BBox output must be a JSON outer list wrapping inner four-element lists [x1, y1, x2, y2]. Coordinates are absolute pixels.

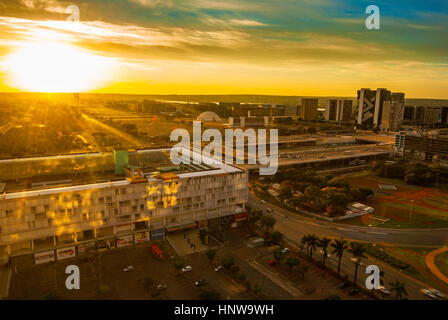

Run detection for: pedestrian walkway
[[426, 247, 448, 286], [166, 230, 208, 256]]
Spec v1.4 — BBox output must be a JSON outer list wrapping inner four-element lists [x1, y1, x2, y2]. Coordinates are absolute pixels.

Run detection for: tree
[[270, 230, 283, 245], [173, 257, 185, 270], [221, 256, 235, 269], [308, 234, 319, 258], [389, 280, 408, 300], [331, 238, 348, 277], [273, 249, 286, 264], [304, 185, 321, 200], [279, 186, 293, 199], [348, 242, 367, 286], [328, 177, 350, 190], [285, 257, 300, 271], [301, 235, 311, 256], [206, 249, 216, 263], [261, 215, 276, 232], [318, 236, 331, 269]]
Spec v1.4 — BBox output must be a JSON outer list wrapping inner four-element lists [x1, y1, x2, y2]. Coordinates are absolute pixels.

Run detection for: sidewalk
[[0, 265, 11, 299], [426, 247, 448, 286]]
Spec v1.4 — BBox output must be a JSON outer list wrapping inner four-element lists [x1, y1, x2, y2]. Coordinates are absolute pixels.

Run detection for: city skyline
[[0, 0, 447, 98]]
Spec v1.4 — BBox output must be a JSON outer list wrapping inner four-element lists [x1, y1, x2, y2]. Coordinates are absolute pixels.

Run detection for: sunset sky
[[0, 0, 447, 97]]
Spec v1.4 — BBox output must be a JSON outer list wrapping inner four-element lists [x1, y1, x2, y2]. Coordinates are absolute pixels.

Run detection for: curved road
[[249, 193, 448, 247], [248, 193, 448, 299]]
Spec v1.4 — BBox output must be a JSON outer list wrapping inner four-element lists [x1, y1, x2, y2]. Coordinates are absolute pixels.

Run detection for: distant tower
[[74, 92, 80, 104]]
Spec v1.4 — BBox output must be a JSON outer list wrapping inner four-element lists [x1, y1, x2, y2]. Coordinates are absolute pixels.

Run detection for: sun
[[4, 42, 114, 92]]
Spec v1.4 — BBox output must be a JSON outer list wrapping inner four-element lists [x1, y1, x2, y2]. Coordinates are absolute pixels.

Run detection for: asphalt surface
[[249, 194, 448, 247], [248, 193, 448, 299]]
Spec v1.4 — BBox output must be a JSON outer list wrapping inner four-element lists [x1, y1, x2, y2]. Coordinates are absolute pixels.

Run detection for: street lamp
[[409, 200, 414, 224]]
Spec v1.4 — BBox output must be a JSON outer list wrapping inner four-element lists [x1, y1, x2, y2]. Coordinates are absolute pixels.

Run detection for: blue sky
[[0, 0, 447, 97]]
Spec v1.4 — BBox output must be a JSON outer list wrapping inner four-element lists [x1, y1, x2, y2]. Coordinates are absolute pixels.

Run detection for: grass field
[[341, 172, 448, 229], [377, 246, 448, 293], [435, 251, 448, 280]]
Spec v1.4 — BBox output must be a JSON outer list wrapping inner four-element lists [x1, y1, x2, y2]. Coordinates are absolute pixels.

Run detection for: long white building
[[0, 148, 248, 264]]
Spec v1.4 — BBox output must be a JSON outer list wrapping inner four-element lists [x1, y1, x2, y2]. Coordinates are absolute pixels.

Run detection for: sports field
[[342, 172, 448, 229]]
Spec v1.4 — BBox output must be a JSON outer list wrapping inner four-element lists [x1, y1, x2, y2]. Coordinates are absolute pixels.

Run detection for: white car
[[182, 266, 192, 272], [260, 200, 266, 204], [428, 288, 446, 299], [123, 266, 134, 272], [266, 208, 273, 213], [421, 289, 438, 299], [156, 284, 167, 290], [282, 248, 290, 254], [376, 285, 390, 295], [214, 266, 224, 272]]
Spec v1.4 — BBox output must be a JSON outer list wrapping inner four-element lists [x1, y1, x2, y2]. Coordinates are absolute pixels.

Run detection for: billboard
[[34, 250, 55, 264], [116, 235, 133, 248], [150, 228, 165, 240], [134, 231, 150, 244], [56, 246, 76, 260]]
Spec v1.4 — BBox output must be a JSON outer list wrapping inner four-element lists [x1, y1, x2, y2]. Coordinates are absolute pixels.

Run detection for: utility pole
[[409, 200, 414, 224]]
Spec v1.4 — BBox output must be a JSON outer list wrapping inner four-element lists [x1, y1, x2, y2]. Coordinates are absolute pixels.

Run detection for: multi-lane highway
[[248, 193, 448, 299]]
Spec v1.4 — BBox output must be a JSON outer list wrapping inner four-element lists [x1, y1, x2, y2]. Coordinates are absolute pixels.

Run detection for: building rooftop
[[0, 148, 244, 197]]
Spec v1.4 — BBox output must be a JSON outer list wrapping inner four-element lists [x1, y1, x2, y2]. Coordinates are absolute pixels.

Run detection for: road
[[248, 193, 448, 299]]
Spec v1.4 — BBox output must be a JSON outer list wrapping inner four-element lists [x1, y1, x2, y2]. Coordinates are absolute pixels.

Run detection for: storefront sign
[[134, 231, 150, 244], [34, 250, 55, 264], [116, 235, 133, 248], [56, 246, 76, 260]]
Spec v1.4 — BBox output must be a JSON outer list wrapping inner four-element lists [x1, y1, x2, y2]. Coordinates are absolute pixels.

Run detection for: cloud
[[128, 0, 173, 8]]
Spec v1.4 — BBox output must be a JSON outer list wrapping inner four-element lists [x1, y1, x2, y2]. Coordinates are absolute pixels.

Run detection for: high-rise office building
[[356, 88, 405, 128], [324, 99, 353, 122], [380, 101, 404, 131], [298, 98, 318, 121]]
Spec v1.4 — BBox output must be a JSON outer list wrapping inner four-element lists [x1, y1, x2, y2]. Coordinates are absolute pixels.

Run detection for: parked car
[[214, 266, 224, 272], [337, 281, 348, 289], [282, 248, 290, 254], [123, 266, 134, 272], [156, 284, 167, 290], [260, 200, 266, 204], [421, 289, 438, 299], [268, 260, 278, 266], [266, 208, 273, 213], [376, 285, 390, 296], [428, 288, 446, 299], [195, 279, 207, 287], [182, 266, 192, 272]]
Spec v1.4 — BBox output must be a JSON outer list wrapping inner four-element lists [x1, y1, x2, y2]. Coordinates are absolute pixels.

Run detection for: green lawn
[[376, 246, 448, 293], [435, 251, 448, 280]]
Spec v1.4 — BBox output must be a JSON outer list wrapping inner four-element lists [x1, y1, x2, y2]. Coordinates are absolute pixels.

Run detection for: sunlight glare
[[4, 42, 114, 92]]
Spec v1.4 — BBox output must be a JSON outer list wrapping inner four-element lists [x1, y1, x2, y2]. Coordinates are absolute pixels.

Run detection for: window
[[98, 197, 104, 204], [5, 210, 13, 217], [35, 212, 46, 220], [121, 188, 127, 195], [135, 213, 140, 220], [115, 189, 119, 196], [31, 206, 36, 214], [48, 218, 53, 226]]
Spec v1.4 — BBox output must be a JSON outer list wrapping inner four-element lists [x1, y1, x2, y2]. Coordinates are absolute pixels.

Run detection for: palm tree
[[308, 234, 319, 258], [331, 238, 348, 277], [389, 280, 408, 300], [348, 242, 366, 286], [301, 235, 311, 256], [318, 236, 331, 268]]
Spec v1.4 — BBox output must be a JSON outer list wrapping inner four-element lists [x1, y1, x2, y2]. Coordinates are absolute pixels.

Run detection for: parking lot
[[7, 239, 255, 300]]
